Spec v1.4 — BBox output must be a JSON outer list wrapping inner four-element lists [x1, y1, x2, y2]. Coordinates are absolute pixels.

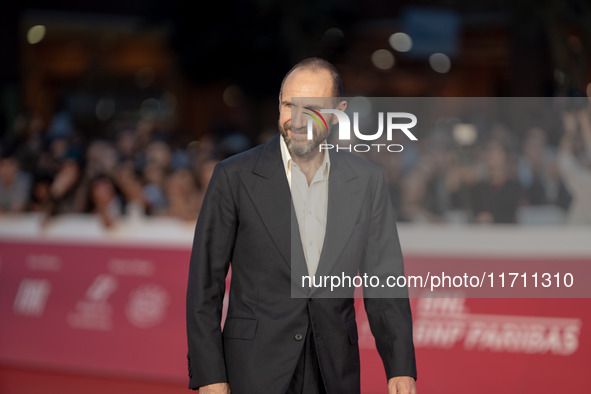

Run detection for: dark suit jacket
[[186, 135, 416, 394]]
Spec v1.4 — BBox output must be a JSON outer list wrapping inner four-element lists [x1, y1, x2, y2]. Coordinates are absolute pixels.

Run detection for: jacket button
[[294, 333, 303, 341]]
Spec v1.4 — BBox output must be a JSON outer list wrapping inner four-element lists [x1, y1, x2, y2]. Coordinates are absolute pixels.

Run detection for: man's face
[[278, 69, 346, 157]]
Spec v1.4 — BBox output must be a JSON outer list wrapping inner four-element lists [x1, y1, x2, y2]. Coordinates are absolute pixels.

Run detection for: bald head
[[280, 57, 343, 98], [278, 59, 347, 159]]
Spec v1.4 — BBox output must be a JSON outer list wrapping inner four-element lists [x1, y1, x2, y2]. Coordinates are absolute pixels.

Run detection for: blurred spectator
[[369, 151, 403, 217], [472, 140, 522, 223], [518, 128, 548, 204], [218, 132, 252, 159], [171, 148, 190, 170], [87, 175, 123, 227], [116, 129, 138, 164], [541, 158, 571, 210], [29, 173, 53, 212], [133, 120, 160, 169], [112, 160, 148, 214], [145, 140, 172, 171], [11, 110, 45, 174], [46, 107, 74, 141], [67, 140, 119, 214], [518, 128, 571, 210], [399, 170, 442, 223], [192, 157, 220, 219], [421, 145, 454, 221], [164, 168, 200, 222], [47, 158, 82, 215], [558, 109, 591, 224], [195, 158, 218, 192], [36, 137, 69, 178], [0, 151, 31, 213], [142, 163, 168, 214], [84, 140, 119, 179], [443, 152, 480, 223]]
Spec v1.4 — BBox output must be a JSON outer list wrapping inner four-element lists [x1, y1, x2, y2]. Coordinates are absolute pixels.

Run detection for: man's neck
[[292, 146, 327, 185]]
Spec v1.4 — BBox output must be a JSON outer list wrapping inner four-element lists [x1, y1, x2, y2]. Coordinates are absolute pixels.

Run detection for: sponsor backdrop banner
[[1, 239, 590, 393], [0, 240, 189, 382]]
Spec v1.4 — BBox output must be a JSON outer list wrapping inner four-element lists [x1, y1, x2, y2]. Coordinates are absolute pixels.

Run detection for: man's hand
[[198, 382, 230, 393], [388, 376, 417, 394]]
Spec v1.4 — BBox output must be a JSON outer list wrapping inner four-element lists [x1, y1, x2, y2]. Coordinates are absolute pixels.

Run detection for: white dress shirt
[[280, 136, 330, 276]]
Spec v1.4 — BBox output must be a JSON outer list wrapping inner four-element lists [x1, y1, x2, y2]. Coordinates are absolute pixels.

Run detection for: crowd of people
[[0, 113, 225, 226], [1, 105, 591, 226], [366, 106, 591, 225]]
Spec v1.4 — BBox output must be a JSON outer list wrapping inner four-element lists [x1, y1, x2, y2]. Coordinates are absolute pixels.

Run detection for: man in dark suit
[[186, 58, 417, 394]]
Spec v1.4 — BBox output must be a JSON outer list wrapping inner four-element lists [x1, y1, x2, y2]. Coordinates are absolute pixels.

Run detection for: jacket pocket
[[345, 320, 358, 345], [223, 317, 258, 340]]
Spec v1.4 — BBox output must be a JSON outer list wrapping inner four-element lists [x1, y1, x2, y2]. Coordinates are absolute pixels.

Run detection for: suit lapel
[[315, 151, 367, 277], [240, 136, 368, 280], [240, 135, 303, 273]]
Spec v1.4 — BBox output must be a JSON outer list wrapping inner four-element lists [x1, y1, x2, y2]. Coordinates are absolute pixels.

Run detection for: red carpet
[[0, 365, 187, 394]]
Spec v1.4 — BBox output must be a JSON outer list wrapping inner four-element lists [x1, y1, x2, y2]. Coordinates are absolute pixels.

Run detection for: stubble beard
[[279, 121, 328, 159]]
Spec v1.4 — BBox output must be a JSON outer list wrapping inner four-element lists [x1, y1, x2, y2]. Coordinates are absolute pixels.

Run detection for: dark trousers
[[286, 324, 326, 394]]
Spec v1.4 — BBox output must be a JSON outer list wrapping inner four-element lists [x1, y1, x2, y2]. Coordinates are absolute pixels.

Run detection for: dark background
[[2, 0, 591, 141]]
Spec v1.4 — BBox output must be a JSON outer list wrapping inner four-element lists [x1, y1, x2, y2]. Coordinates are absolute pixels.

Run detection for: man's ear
[[278, 92, 282, 110], [329, 100, 347, 126]]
